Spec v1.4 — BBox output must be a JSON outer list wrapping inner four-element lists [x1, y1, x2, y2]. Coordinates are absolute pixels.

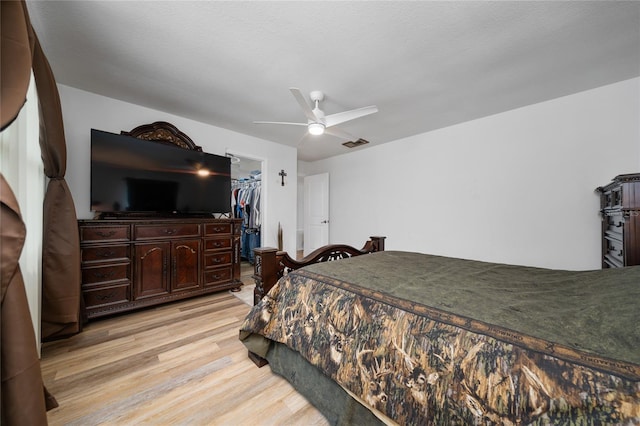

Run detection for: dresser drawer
[[604, 235, 624, 267], [82, 263, 130, 285], [82, 244, 130, 264], [83, 283, 131, 309], [604, 211, 624, 241], [204, 252, 232, 268], [205, 223, 232, 235], [203, 267, 232, 286], [134, 223, 201, 240], [80, 226, 130, 243], [604, 212, 625, 232], [204, 237, 232, 251]]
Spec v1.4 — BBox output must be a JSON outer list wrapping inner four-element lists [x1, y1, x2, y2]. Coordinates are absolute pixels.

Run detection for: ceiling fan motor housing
[[309, 90, 325, 103]]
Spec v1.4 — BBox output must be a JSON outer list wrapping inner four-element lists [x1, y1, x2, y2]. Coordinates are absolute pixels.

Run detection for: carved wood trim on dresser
[[121, 121, 202, 151]]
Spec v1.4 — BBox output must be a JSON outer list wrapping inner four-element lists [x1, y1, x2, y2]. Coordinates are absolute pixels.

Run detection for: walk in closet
[[229, 155, 263, 264]]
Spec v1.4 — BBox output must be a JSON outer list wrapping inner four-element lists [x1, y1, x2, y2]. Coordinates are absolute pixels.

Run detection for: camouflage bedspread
[[239, 251, 640, 425]]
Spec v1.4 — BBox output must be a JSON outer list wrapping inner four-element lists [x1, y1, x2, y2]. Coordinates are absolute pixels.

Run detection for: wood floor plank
[[41, 288, 329, 425]]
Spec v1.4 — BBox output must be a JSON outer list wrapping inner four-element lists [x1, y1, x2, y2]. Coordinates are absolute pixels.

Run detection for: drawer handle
[[618, 250, 624, 257], [96, 230, 116, 238], [211, 258, 222, 263], [615, 221, 623, 228], [94, 270, 116, 280], [99, 250, 116, 258], [163, 229, 177, 235], [214, 227, 223, 232]]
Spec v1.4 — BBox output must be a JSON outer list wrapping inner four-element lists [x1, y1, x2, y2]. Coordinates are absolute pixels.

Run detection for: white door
[[304, 173, 329, 256]]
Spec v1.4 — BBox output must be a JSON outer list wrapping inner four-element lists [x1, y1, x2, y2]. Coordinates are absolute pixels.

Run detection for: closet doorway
[[228, 153, 263, 267]]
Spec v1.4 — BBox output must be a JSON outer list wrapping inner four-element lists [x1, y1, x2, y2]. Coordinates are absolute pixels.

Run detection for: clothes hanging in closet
[[231, 179, 261, 264]]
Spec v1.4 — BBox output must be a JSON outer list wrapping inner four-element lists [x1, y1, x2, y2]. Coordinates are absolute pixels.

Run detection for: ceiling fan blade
[[324, 126, 354, 140], [289, 87, 318, 122], [324, 105, 378, 128], [253, 121, 307, 126]]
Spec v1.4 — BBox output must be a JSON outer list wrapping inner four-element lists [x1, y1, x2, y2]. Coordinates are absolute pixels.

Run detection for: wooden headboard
[[251, 236, 386, 305]]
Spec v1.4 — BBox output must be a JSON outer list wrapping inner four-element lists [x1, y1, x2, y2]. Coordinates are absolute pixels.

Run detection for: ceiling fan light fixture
[[308, 122, 325, 136]]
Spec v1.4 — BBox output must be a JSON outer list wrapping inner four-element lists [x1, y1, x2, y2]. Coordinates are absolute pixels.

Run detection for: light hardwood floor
[[41, 264, 329, 425]]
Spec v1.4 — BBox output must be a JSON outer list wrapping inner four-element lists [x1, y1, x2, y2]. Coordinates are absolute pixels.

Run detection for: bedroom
[[1, 1, 639, 424]]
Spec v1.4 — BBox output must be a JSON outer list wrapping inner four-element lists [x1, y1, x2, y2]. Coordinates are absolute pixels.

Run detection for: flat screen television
[[91, 129, 231, 216]]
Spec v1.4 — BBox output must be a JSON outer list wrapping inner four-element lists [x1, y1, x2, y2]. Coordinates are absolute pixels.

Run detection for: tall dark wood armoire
[[596, 173, 640, 268]]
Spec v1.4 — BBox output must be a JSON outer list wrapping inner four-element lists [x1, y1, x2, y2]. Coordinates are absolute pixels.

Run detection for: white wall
[[304, 78, 640, 270], [59, 85, 298, 253]]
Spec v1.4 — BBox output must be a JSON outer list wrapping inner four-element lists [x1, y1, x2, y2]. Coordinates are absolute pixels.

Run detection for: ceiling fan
[[254, 88, 378, 140]]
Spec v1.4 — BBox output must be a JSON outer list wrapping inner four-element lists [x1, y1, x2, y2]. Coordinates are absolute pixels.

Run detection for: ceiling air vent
[[342, 138, 369, 148]]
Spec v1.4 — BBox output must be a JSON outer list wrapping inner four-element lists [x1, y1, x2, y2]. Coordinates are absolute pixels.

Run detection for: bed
[[239, 237, 640, 425]]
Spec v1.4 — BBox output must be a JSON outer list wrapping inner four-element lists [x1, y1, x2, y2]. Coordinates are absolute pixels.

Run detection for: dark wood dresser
[[79, 217, 242, 319], [596, 173, 640, 268]]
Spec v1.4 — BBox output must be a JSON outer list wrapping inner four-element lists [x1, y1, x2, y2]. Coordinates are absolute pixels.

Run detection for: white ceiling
[[26, 1, 640, 162]]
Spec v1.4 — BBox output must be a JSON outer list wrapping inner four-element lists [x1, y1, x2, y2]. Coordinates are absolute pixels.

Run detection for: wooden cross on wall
[[279, 169, 287, 186]]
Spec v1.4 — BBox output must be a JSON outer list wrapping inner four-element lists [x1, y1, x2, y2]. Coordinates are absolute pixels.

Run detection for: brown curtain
[[1, 176, 57, 424], [0, 1, 54, 423], [2, 1, 81, 342], [1, 0, 80, 421], [30, 21, 82, 342], [0, 0, 33, 130]]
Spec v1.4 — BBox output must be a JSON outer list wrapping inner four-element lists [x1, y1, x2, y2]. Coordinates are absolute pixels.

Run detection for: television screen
[[91, 129, 231, 215]]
